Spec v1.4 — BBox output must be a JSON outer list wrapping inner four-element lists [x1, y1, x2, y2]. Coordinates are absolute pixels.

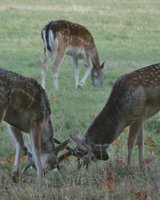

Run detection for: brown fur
[[41, 20, 106, 90], [71, 63, 160, 167], [0, 68, 68, 178]]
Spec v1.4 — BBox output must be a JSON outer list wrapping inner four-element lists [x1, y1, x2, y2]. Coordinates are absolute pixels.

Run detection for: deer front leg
[[79, 55, 93, 87], [127, 120, 143, 166], [7, 125, 24, 179], [30, 122, 43, 178], [42, 48, 52, 89], [71, 57, 79, 89], [52, 49, 66, 91]]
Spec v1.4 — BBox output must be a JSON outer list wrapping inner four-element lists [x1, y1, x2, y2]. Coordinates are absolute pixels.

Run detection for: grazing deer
[[0, 68, 69, 179], [70, 63, 160, 167], [41, 19, 106, 90]]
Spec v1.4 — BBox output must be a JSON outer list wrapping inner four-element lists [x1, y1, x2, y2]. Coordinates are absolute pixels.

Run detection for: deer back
[[84, 63, 160, 145], [42, 20, 96, 53], [0, 68, 51, 132]]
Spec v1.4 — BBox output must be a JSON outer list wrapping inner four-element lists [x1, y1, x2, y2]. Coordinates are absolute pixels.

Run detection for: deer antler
[[22, 137, 87, 174], [54, 138, 81, 164], [78, 143, 110, 169], [69, 134, 110, 169], [22, 138, 74, 174], [54, 137, 86, 170], [22, 144, 36, 174], [54, 138, 71, 155]]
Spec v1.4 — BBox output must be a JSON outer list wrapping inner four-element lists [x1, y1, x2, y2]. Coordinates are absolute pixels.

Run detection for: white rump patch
[[49, 30, 58, 52], [42, 30, 47, 48]]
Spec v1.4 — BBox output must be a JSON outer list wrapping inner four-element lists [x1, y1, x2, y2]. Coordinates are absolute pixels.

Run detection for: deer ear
[[55, 139, 70, 155], [100, 60, 107, 72], [70, 134, 82, 143]]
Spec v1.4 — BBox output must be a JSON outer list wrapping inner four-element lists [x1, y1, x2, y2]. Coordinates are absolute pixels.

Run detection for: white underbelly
[[66, 45, 83, 59]]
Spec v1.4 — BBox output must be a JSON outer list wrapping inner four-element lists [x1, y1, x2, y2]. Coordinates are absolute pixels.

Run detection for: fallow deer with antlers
[[0, 68, 69, 179], [70, 63, 160, 168], [41, 20, 106, 90]]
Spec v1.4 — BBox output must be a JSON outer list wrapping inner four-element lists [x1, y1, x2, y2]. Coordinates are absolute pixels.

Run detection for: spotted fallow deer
[[70, 63, 160, 167], [41, 20, 106, 90], [0, 68, 69, 179]]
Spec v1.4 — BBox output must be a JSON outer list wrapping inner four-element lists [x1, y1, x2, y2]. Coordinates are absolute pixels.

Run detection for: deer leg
[[80, 55, 93, 87], [0, 106, 7, 122], [71, 57, 79, 89], [21, 135, 37, 173], [7, 125, 24, 178], [52, 49, 66, 91], [30, 122, 43, 178], [127, 120, 143, 166], [136, 125, 144, 167], [42, 48, 52, 89]]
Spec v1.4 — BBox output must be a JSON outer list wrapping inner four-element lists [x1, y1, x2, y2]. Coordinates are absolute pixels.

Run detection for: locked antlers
[[70, 134, 109, 168], [23, 134, 109, 174], [22, 139, 70, 174]]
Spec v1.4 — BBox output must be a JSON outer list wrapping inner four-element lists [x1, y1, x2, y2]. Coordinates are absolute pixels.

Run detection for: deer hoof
[[10, 170, 19, 182], [77, 85, 82, 89]]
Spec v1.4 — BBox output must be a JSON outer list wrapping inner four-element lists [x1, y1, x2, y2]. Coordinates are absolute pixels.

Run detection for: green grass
[[0, 0, 160, 199]]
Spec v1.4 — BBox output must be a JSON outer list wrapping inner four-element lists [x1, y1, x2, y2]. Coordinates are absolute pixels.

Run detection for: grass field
[[0, 0, 160, 199]]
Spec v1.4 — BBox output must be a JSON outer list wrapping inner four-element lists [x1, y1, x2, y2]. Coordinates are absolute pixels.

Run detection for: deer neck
[[41, 135, 54, 154], [91, 50, 100, 69], [39, 118, 55, 154], [83, 102, 127, 146]]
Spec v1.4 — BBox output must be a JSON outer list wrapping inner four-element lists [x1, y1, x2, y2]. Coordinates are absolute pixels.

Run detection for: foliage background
[[0, 0, 160, 199]]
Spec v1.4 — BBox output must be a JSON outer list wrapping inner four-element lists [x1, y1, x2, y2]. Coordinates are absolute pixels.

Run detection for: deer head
[[23, 138, 70, 174], [70, 134, 109, 167], [84, 60, 106, 88]]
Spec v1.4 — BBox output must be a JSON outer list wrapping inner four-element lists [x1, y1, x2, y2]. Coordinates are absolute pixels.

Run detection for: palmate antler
[[22, 135, 100, 174], [54, 138, 84, 170], [69, 134, 110, 169], [55, 138, 108, 169], [22, 138, 77, 174]]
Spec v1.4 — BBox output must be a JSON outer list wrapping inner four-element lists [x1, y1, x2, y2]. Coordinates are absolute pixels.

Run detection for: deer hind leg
[[29, 121, 43, 178], [136, 125, 144, 167], [127, 120, 143, 166], [42, 48, 53, 89], [7, 125, 24, 177], [80, 55, 93, 87], [52, 49, 66, 91], [71, 57, 79, 89]]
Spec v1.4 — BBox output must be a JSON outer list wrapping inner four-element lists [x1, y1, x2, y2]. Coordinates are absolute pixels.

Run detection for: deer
[[41, 19, 106, 90], [70, 63, 160, 168], [0, 68, 70, 179]]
